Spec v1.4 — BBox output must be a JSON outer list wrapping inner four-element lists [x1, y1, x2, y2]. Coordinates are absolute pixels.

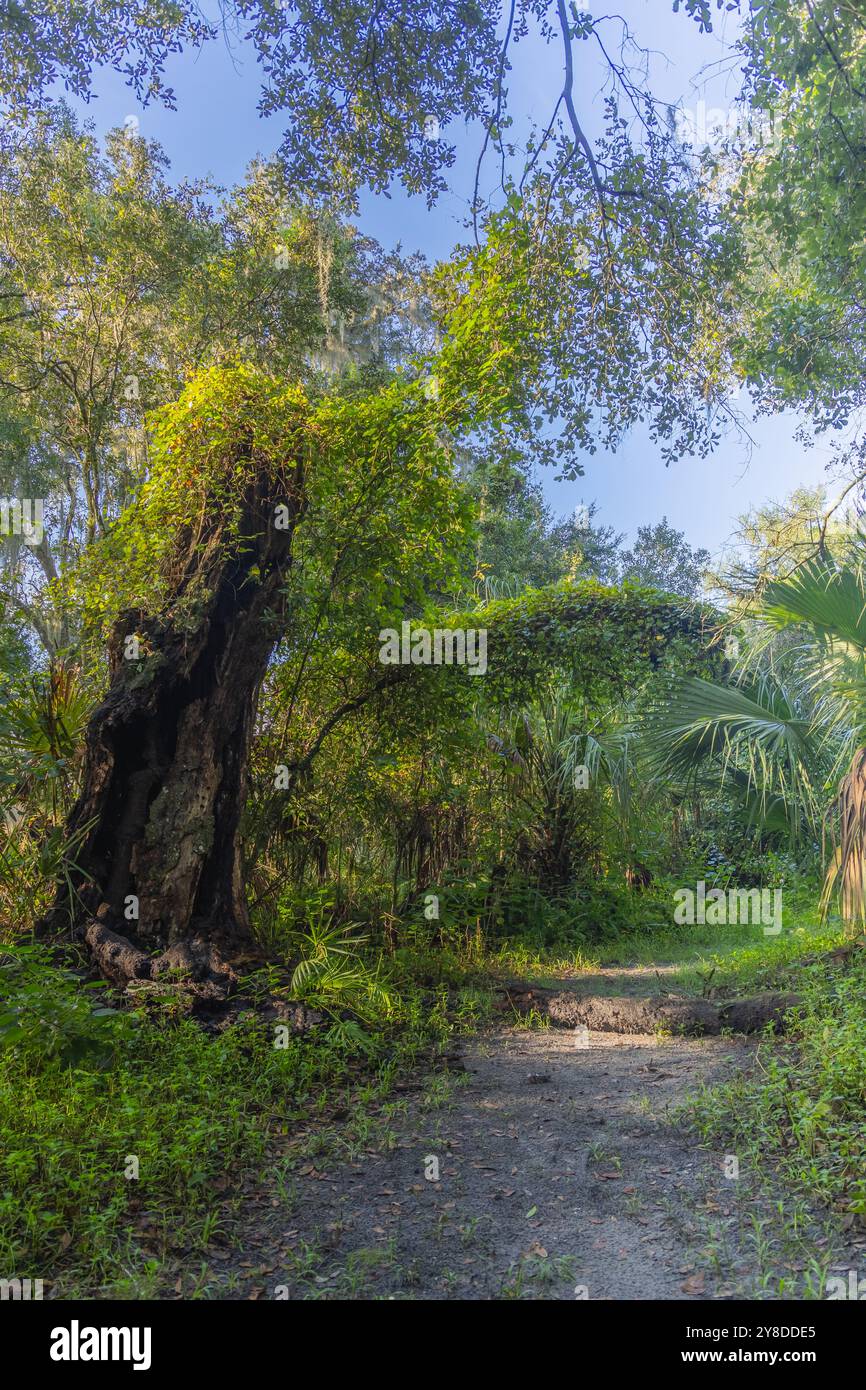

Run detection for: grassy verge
[[686, 950, 866, 1226], [3, 891, 860, 1297], [667, 921, 848, 995], [472, 910, 846, 996], [0, 940, 493, 1297]]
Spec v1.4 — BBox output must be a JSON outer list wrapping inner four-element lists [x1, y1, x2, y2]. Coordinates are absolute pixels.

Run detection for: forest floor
[[194, 954, 865, 1301]]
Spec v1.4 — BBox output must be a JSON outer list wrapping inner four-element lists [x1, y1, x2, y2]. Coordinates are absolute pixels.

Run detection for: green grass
[[0, 940, 493, 1297], [686, 951, 866, 1223], [0, 1017, 292, 1293], [470, 910, 846, 996], [668, 922, 847, 996], [2, 882, 860, 1298]]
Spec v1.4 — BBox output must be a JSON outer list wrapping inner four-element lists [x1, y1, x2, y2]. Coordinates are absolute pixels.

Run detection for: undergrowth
[[686, 953, 866, 1224], [0, 938, 491, 1296]]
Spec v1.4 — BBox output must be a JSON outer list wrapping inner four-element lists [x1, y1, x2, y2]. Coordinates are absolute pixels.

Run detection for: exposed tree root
[[83, 905, 240, 1000], [80, 904, 322, 1033], [84, 917, 153, 990]]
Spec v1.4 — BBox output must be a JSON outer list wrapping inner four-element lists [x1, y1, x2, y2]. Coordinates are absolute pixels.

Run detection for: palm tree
[[488, 685, 660, 890], [651, 547, 866, 923], [494, 692, 603, 890], [762, 552, 866, 922], [648, 672, 822, 848]]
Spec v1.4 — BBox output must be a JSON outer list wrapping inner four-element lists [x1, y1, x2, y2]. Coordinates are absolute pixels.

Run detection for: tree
[[0, 107, 218, 652], [0, 4, 733, 472], [617, 518, 709, 598], [45, 369, 709, 990], [41, 363, 471, 990], [242, 571, 711, 925], [761, 554, 866, 924], [709, 2, 866, 491], [650, 543, 866, 923], [653, 0, 866, 919], [648, 671, 822, 850], [704, 487, 864, 615], [0, 107, 404, 657], [454, 437, 621, 597], [9, 7, 732, 991], [0, 1, 502, 207]]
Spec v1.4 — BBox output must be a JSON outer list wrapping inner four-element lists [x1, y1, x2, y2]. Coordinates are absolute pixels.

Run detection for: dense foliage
[[1, 0, 864, 1299]]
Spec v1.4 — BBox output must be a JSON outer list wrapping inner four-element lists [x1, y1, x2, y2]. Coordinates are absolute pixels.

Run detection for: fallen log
[[717, 991, 802, 1034], [547, 992, 723, 1035], [499, 984, 801, 1036]]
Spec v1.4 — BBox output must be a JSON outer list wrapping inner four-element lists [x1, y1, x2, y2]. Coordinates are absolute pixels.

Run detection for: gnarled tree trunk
[[41, 452, 304, 997]]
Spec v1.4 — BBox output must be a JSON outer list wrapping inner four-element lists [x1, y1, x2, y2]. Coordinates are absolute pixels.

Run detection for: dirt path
[[194, 965, 863, 1301]]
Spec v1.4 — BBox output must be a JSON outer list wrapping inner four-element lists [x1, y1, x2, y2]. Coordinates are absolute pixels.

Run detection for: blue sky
[[62, 0, 839, 564]]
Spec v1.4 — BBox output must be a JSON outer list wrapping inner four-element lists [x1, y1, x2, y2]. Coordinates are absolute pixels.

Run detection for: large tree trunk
[[41, 452, 304, 996]]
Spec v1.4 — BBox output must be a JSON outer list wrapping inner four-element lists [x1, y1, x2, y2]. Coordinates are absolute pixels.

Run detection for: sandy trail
[[205, 1020, 806, 1299]]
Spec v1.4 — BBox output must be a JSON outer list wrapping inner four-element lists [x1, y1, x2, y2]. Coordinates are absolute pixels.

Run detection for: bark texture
[[42, 449, 304, 993]]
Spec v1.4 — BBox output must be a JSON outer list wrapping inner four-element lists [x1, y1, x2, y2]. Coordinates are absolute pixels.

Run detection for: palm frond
[[646, 675, 821, 842], [762, 555, 866, 651]]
